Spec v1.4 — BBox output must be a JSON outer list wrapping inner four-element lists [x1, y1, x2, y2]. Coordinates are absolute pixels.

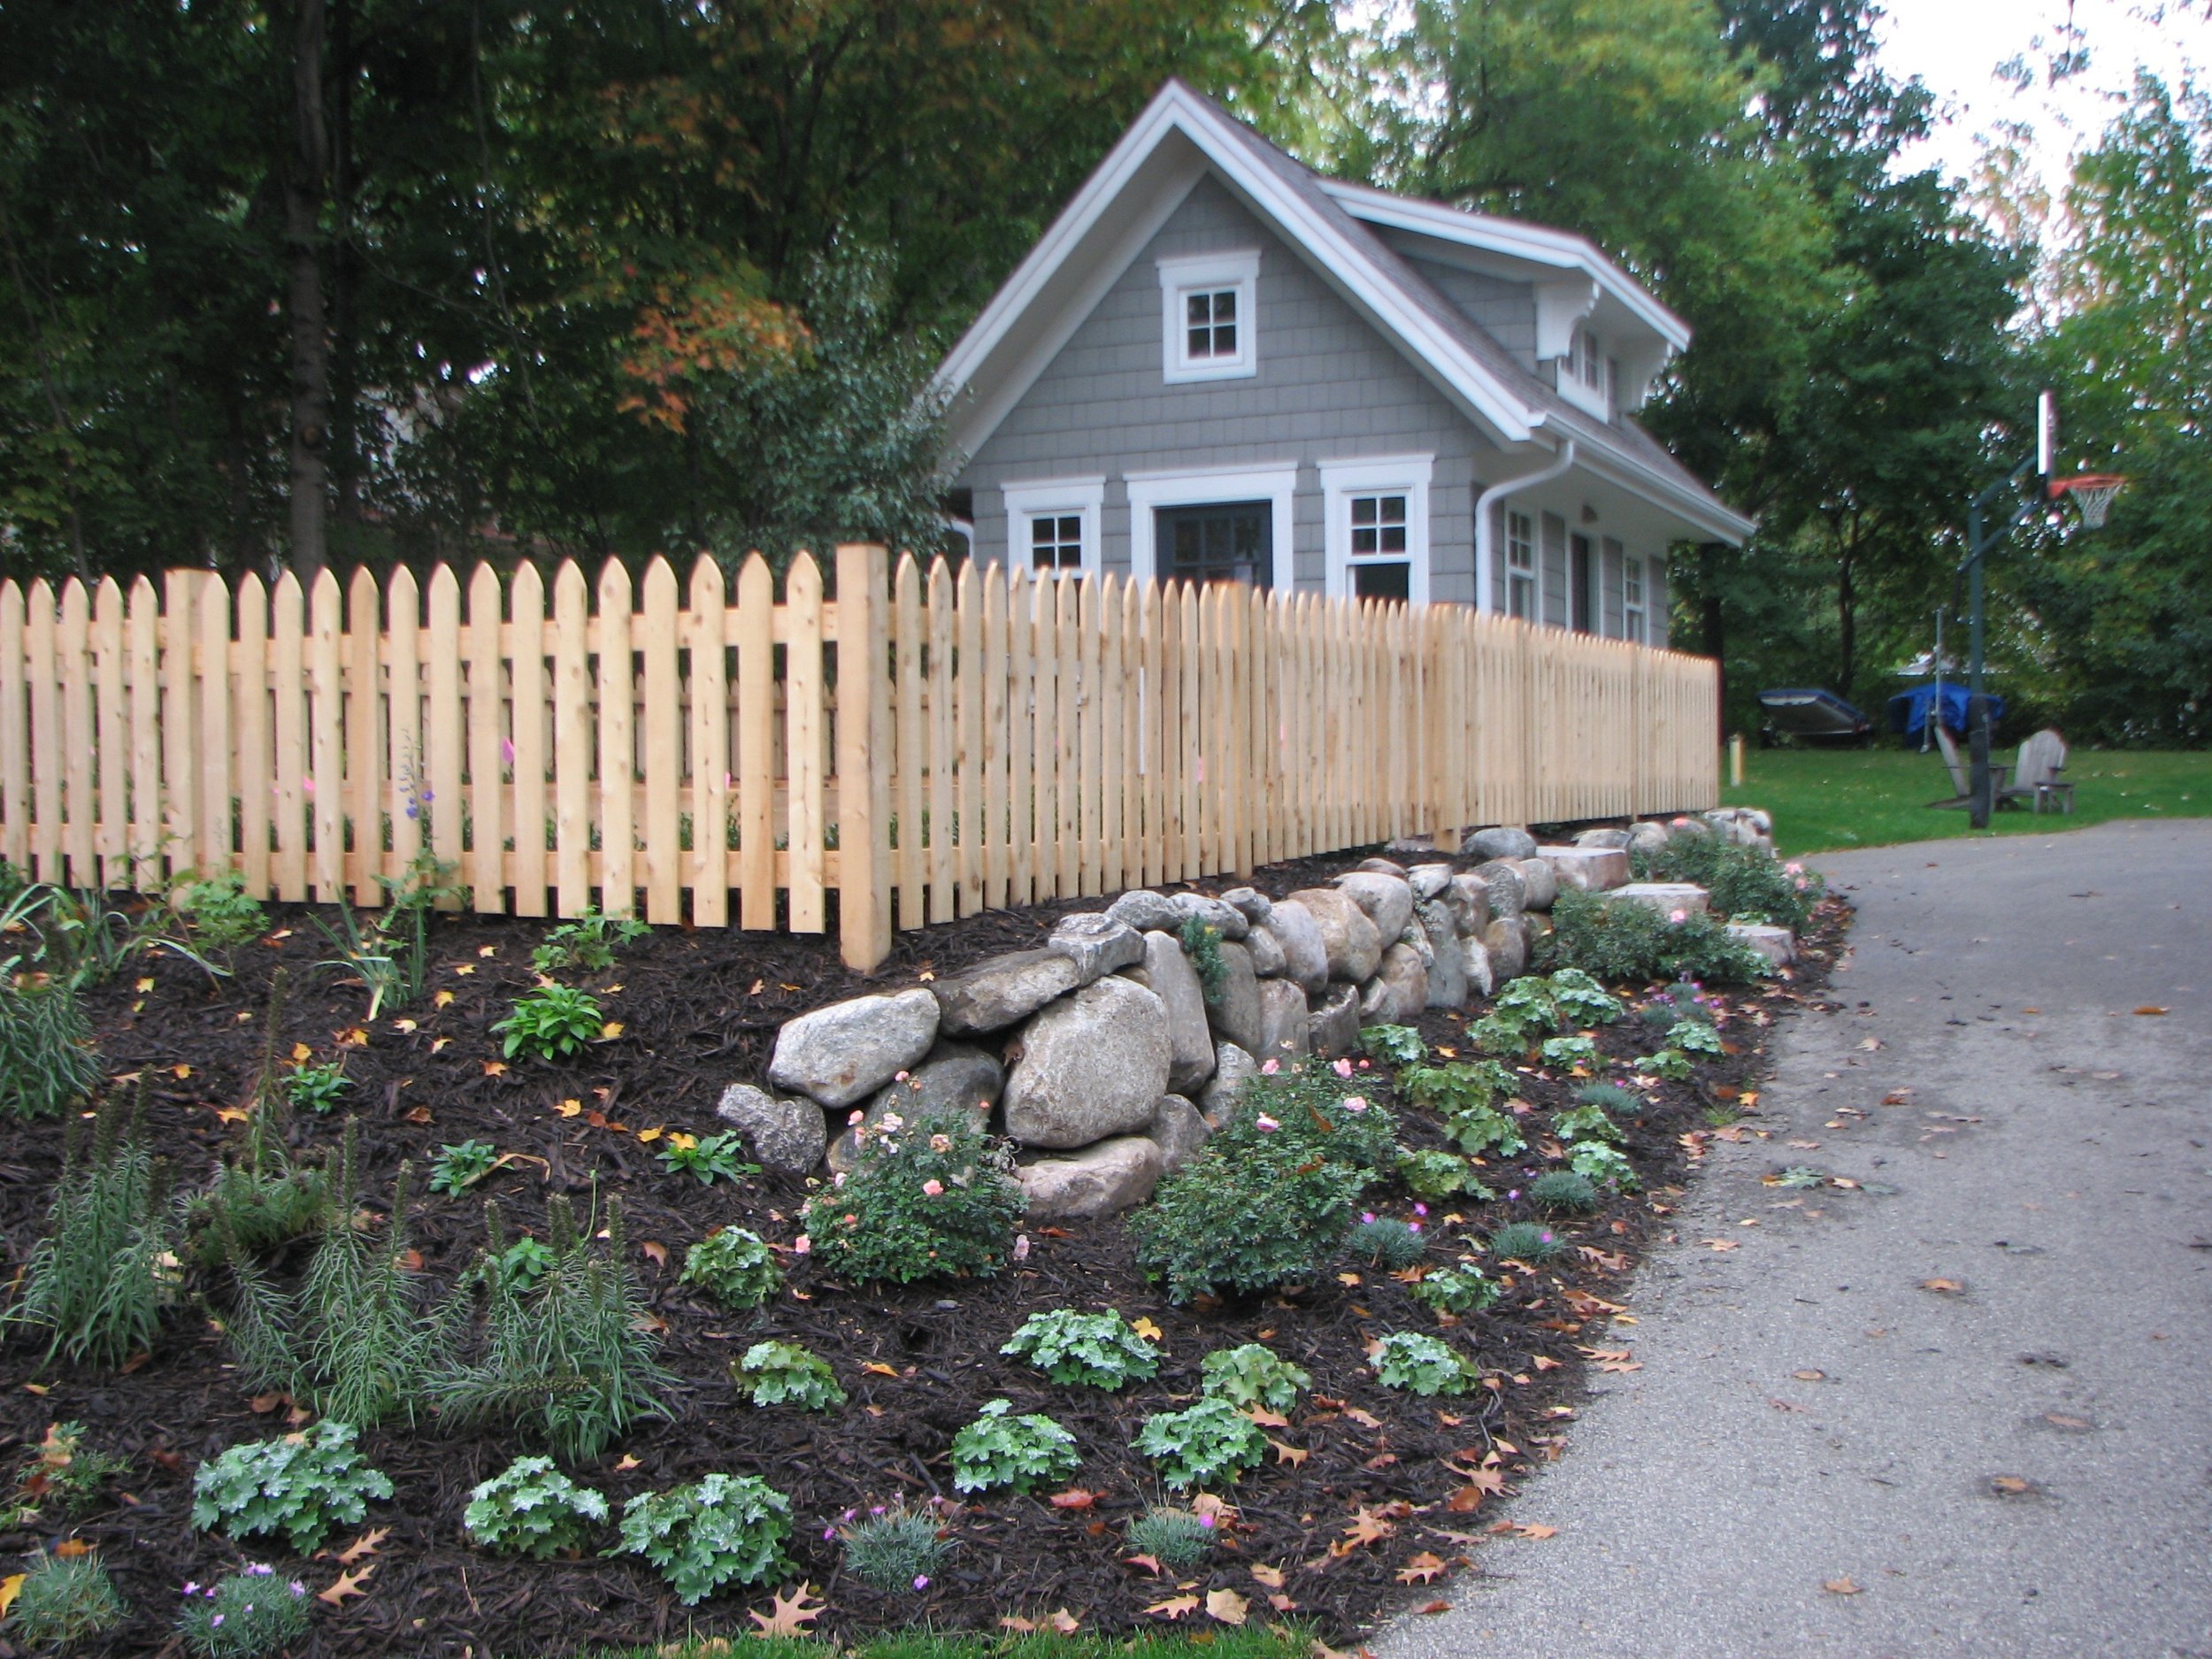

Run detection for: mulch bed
[[0, 847, 1851, 1658]]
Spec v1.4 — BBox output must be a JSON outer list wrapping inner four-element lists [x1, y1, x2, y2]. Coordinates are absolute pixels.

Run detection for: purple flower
[[289, 1582, 306, 1596], [500, 735, 516, 767], [913, 1575, 931, 1591], [211, 1615, 225, 1628], [824, 1525, 839, 1540], [182, 1582, 200, 1597], [244, 1564, 273, 1577], [1413, 1202, 1428, 1217], [1199, 1514, 1216, 1528], [1507, 1189, 1520, 1201], [1362, 1211, 1377, 1225]]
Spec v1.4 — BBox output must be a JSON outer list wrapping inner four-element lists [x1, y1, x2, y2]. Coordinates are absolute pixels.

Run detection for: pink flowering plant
[[838, 1498, 953, 1594], [176, 1564, 311, 1659], [799, 1108, 1023, 1285]]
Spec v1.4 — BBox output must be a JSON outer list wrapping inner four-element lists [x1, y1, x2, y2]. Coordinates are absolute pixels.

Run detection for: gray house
[[933, 81, 1753, 642]]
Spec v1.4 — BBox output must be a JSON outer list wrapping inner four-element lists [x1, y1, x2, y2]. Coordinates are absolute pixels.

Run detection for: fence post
[[837, 543, 892, 971]]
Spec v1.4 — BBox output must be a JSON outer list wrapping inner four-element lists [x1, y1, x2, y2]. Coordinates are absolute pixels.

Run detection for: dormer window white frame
[[1321, 454, 1432, 606], [1001, 477, 1104, 579], [1157, 250, 1260, 384]]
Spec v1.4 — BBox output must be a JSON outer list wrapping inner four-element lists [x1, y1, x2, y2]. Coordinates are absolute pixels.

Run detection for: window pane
[[1353, 526, 1377, 554], [1187, 293, 1210, 326], [1351, 498, 1376, 526], [1354, 562, 1409, 601], [1379, 525, 1406, 553], [1212, 289, 1235, 322], [1380, 495, 1405, 522], [1211, 322, 1235, 356]]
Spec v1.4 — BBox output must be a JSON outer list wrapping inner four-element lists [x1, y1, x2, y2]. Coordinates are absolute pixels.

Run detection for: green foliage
[[1547, 968, 1624, 1025], [949, 1399, 1082, 1495], [1125, 1506, 1216, 1571], [1370, 1330, 1478, 1395], [8, 1087, 176, 1367], [1529, 1170, 1601, 1213], [308, 852, 465, 1020], [0, 970, 100, 1120], [286, 1064, 352, 1116], [1441, 1101, 1527, 1160], [1133, 1396, 1269, 1489], [1551, 1104, 1622, 1145], [1494, 979, 1561, 1028], [1359, 1024, 1426, 1066], [1777, 1164, 1826, 1189], [190, 1421, 393, 1555], [1398, 1058, 1516, 1116], [616, 1473, 794, 1606], [1000, 1309, 1161, 1389], [1349, 1216, 1426, 1270], [493, 982, 605, 1063], [656, 1131, 759, 1186], [176, 1565, 312, 1659], [1488, 1220, 1563, 1263], [1576, 1081, 1643, 1116], [1467, 1011, 1539, 1056], [841, 1504, 951, 1594], [1671, 1019, 1725, 1056], [174, 872, 267, 950], [11, 1550, 127, 1647], [735, 1340, 846, 1410], [183, 972, 327, 1268], [430, 1140, 501, 1195], [531, 907, 650, 976], [1570, 1141, 1641, 1192], [1396, 1145, 1482, 1202], [1543, 889, 1769, 987], [1539, 1033, 1599, 1070], [0, 880, 162, 992], [13, 1421, 129, 1520], [1198, 1343, 1312, 1414], [1634, 1048, 1698, 1081], [1409, 1262, 1501, 1316], [679, 1228, 783, 1310], [1633, 835, 1822, 930], [464, 1455, 611, 1558], [1178, 917, 1228, 1004], [493, 1235, 557, 1292], [803, 1108, 1025, 1286]]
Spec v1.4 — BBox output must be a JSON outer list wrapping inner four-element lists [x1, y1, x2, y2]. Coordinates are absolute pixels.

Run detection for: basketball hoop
[[2051, 473, 2126, 530]]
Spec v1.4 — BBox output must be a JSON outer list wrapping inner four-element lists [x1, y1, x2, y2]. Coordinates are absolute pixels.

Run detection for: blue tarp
[[1886, 682, 2006, 738]]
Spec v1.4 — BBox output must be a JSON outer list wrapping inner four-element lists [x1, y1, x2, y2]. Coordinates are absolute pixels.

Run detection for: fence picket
[[271, 574, 307, 902], [552, 562, 591, 918], [926, 557, 954, 924], [233, 575, 268, 897], [92, 578, 126, 887], [59, 580, 95, 887], [685, 557, 726, 927], [467, 563, 506, 913], [511, 561, 550, 918], [641, 557, 681, 924], [595, 559, 634, 915], [956, 560, 983, 918], [784, 552, 826, 932]]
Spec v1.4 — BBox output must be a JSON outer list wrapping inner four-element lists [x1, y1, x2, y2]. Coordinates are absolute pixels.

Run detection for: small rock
[[767, 988, 941, 1109], [1466, 826, 1539, 861], [1395, 920, 1433, 968], [931, 949, 1082, 1037], [1286, 887, 1384, 983], [715, 1084, 829, 1178], [1148, 1094, 1211, 1173], [864, 1042, 1003, 1124], [1256, 978, 1310, 1061], [1575, 826, 1632, 849], [1218, 887, 1275, 927], [1245, 923, 1286, 979], [1356, 856, 1409, 878], [1536, 846, 1632, 893], [1461, 934, 1496, 997], [1450, 873, 1494, 934], [1001, 976, 1172, 1149], [1629, 820, 1671, 854], [1417, 901, 1467, 1008], [1171, 890, 1250, 941], [1482, 916, 1527, 981], [1138, 930, 1217, 1094], [1207, 940, 1265, 1054], [1360, 942, 1429, 1025], [1016, 1136, 1164, 1220], [1307, 983, 1362, 1056], [1407, 863, 1454, 901], [1511, 857, 1559, 911], [1334, 870, 1416, 942], [1106, 889, 1183, 932], [1473, 861, 1526, 918], [1728, 922, 1796, 965], [1260, 902, 1330, 995], [1198, 1041, 1260, 1128], [1048, 913, 1145, 980]]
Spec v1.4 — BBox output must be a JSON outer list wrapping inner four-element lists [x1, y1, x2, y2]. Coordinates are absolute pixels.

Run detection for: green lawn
[[1720, 747, 2212, 856]]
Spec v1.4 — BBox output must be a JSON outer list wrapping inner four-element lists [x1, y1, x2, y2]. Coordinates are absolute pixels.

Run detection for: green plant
[[191, 1421, 393, 1555], [1126, 1507, 1216, 1572], [1570, 1141, 1640, 1192], [530, 906, 649, 976], [1529, 1170, 1601, 1213], [1409, 1262, 1501, 1316], [1541, 888, 1769, 987], [1178, 916, 1227, 1004], [1547, 968, 1624, 1025], [286, 1062, 352, 1115], [1371, 1330, 1479, 1394], [4, 880, 163, 992], [1552, 1104, 1623, 1145], [1634, 1048, 1697, 1081], [949, 1399, 1081, 1494], [841, 1503, 952, 1594], [493, 981, 604, 1062], [312, 848, 467, 1019], [1396, 1146, 1479, 1202], [679, 1227, 783, 1309], [1359, 1024, 1425, 1066], [735, 1340, 845, 1410], [1468, 1010, 1539, 1057], [430, 1140, 502, 1194], [1487, 1220, 1563, 1263], [174, 872, 267, 950], [1240, 1064, 1399, 1172], [1494, 978, 1561, 1027], [493, 1234, 556, 1290], [1000, 1309, 1160, 1389], [176, 1564, 312, 1659], [656, 1130, 759, 1186], [1634, 834, 1823, 930], [1349, 1216, 1426, 1270], [12, 1421, 129, 1521], [1441, 1101, 1526, 1159], [0, 967, 99, 1120], [801, 1108, 1025, 1286], [1671, 1019, 1725, 1056], [1198, 1343, 1311, 1414], [7, 1087, 176, 1366], [464, 1455, 610, 1558], [185, 979, 330, 1268], [11, 1550, 127, 1647], [1133, 1396, 1268, 1489], [1575, 1081, 1642, 1116], [1539, 1034, 1599, 1070], [616, 1472, 793, 1605], [1400, 1059, 1517, 1117]]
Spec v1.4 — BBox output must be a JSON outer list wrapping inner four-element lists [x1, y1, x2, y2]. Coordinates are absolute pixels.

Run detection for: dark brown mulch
[[0, 857, 1850, 1659]]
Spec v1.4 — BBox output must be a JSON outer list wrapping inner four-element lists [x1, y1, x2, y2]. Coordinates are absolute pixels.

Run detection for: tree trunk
[[285, 0, 331, 576], [1836, 541, 1857, 703]]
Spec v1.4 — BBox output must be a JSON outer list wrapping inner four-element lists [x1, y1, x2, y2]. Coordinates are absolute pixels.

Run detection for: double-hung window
[[1506, 510, 1538, 619], [1000, 478, 1104, 580], [1157, 251, 1259, 383], [1322, 456, 1431, 605], [1623, 553, 1646, 643]]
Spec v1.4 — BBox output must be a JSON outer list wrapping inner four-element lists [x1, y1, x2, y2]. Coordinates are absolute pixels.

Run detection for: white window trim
[[1125, 464, 1296, 589], [1553, 326, 1610, 422], [1505, 508, 1540, 621], [1156, 250, 1260, 384], [1319, 454, 1432, 606], [1622, 549, 1646, 644], [1001, 476, 1105, 579]]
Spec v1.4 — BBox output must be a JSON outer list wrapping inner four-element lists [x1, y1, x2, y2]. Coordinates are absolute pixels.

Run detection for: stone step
[[1727, 922, 1797, 965], [1608, 881, 1709, 917], [1534, 844, 1632, 893]]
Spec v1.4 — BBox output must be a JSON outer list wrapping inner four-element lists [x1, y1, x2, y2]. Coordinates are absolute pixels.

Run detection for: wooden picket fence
[[0, 547, 1717, 970]]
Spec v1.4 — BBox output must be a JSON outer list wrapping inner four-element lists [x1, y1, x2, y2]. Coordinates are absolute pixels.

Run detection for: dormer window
[[1572, 326, 1604, 391], [1158, 251, 1259, 383]]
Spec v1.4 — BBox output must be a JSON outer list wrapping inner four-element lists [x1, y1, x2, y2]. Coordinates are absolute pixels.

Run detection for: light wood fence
[[0, 547, 1717, 969]]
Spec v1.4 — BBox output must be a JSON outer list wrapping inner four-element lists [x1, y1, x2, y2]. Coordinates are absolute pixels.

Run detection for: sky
[[1876, 0, 2209, 192]]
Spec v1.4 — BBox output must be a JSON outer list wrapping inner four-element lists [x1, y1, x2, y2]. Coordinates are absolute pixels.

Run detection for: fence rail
[[0, 548, 1718, 969]]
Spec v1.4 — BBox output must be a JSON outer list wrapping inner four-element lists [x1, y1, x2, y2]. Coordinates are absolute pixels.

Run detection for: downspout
[[1474, 440, 1577, 615]]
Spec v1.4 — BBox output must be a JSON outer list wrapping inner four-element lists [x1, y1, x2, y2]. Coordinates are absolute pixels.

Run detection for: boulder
[[1260, 902, 1330, 995], [1106, 889, 1182, 932], [1138, 930, 1217, 1094], [1171, 890, 1250, 941], [1286, 887, 1384, 983], [1256, 978, 1311, 1061], [1628, 820, 1671, 855], [1015, 1136, 1164, 1221], [1466, 826, 1539, 861], [1307, 983, 1362, 1056], [1728, 922, 1796, 965], [1511, 857, 1559, 911], [1356, 856, 1409, 879], [1417, 901, 1467, 1008], [1198, 1041, 1260, 1128], [1218, 887, 1275, 928], [715, 1084, 829, 1178], [1048, 913, 1145, 980], [1461, 934, 1496, 998], [1207, 940, 1265, 1054], [1395, 919, 1433, 969], [1245, 923, 1286, 979], [1609, 882, 1709, 918], [864, 1041, 1003, 1124], [1335, 871, 1415, 943], [1449, 873, 1494, 935], [1482, 916, 1528, 981], [1471, 861, 1525, 918], [1001, 976, 1172, 1149], [1575, 826, 1633, 850], [1407, 863, 1454, 901], [931, 949, 1082, 1037], [1359, 942, 1430, 1026], [1148, 1094, 1211, 1173], [767, 988, 941, 1109], [1536, 846, 1632, 893]]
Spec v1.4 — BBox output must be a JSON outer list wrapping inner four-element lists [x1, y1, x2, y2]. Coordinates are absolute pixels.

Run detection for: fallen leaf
[[862, 1362, 900, 1378], [749, 1583, 826, 1638], [50, 1539, 90, 1559], [249, 1391, 288, 1415], [615, 1454, 642, 1471], [1269, 1593, 1299, 1612], [334, 1527, 388, 1566], [1857, 1037, 1882, 1051], [1344, 1407, 1383, 1429], [1444, 1485, 1491, 1513], [213, 1105, 250, 1125], [481, 1059, 506, 1077], [1417, 1600, 1452, 1615], [1249, 1563, 1286, 1589], [640, 1241, 667, 1268], [0, 1574, 21, 1616], [1881, 1090, 1913, 1105], [1132, 1317, 1164, 1342], [291, 1042, 313, 1062], [600, 1021, 626, 1041], [1920, 1278, 1964, 1294], [1242, 1405, 1290, 1428], [1268, 1438, 1310, 1468], [403, 1105, 433, 1125], [434, 990, 455, 1009], [1205, 1587, 1249, 1625], [1340, 1506, 1398, 1548], [1144, 1596, 1201, 1621], [1045, 1608, 1080, 1635], [636, 1126, 663, 1143], [1703, 1239, 1740, 1252], [2134, 1005, 2169, 1017], [1823, 1577, 1862, 1595], [478, 944, 497, 957], [454, 964, 475, 975], [319, 1564, 374, 1605], [392, 1018, 418, 1033], [1990, 1475, 2033, 1495], [172, 1064, 192, 1079], [20, 1383, 48, 1396], [1338, 1271, 1362, 1286], [337, 1028, 368, 1048], [1532, 1355, 1562, 1371], [2046, 1412, 2093, 1432], [1048, 1489, 1097, 1510], [1512, 1523, 1557, 1539], [1396, 1552, 1449, 1584], [136, 978, 157, 995], [555, 1098, 582, 1117]]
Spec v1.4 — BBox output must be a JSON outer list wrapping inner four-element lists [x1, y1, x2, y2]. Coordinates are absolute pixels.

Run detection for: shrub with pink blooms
[[798, 1108, 1022, 1286], [176, 1564, 311, 1659]]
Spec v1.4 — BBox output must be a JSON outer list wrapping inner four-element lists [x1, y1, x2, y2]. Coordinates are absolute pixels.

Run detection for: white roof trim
[[1544, 416, 1756, 542]]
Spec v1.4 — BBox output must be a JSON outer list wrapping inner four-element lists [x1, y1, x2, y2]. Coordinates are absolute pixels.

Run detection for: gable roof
[[934, 80, 1754, 545]]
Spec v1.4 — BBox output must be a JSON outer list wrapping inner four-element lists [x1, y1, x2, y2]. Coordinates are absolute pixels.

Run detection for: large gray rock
[[1218, 887, 1275, 928], [1245, 923, 1286, 979], [1197, 1041, 1260, 1128], [1106, 889, 1182, 932], [1359, 943, 1430, 1026], [1467, 826, 1539, 861], [1449, 873, 1494, 936], [865, 1041, 1003, 1124], [1256, 978, 1311, 1061], [1171, 890, 1250, 941], [1407, 863, 1455, 901], [931, 949, 1082, 1037], [1610, 882, 1710, 917], [1260, 902, 1330, 995], [1286, 887, 1384, 984], [1137, 929, 1217, 1094], [716, 1084, 829, 1178], [1461, 934, 1496, 998], [1417, 900, 1467, 1008], [1629, 820, 1671, 855], [1207, 940, 1265, 1054], [1148, 1094, 1211, 1174], [1356, 856, 1409, 879], [1307, 983, 1362, 1056], [1575, 826, 1632, 849], [1536, 846, 1632, 894], [1482, 916, 1528, 981], [1015, 1136, 1164, 1220], [1048, 913, 1145, 980], [1472, 861, 1526, 918], [1728, 922, 1796, 965], [1001, 976, 1171, 1149], [1511, 857, 1559, 911], [767, 988, 940, 1108], [1335, 871, 1415, 944]]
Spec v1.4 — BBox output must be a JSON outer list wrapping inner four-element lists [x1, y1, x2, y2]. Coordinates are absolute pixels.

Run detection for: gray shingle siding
[[1398, 256, 1539, 374]]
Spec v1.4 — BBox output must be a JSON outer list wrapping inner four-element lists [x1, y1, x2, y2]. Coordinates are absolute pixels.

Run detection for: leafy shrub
[[1468, 1011, 1538, 1056], [1551, 1104, 1623, 1144], [656, 1130, 759, 1186], [949, 1400, 1082, 1494], [841, 1503, 951, 1594], [1396, 1146, 1479, 1202], [1409, 1263, 1500, 1316], [1487, 1220, 1563, 1263], [492, 981, 604, 1062], [1350, 1216, 1426, 1270], [1634, 835, 1823, 930], [174, 872, 267, 950], [8, 1088, 176, 1366], [1633, 1048, 1696, 1081], [1530, 1170, 1601, 1213], [803, 1108, 1025, 1285], [1494, 978, 1560, 1026], [1178, 917, 1228, 1004], [1359, 1024, 1425, 1066], [1001, 1309, 1160, 1389], [1238, 1064, 1399, 1173], [1125, 1506, 1215, 1571], [1570, 1141, 1640, 1192], [1398, 1059, 1516, 1117], [12, 1550, 127, 1647], [1198, 1343, 1311, 1413], [0, 971, 99, 1120], [1671, 1019, 1725, 1056], [286, 1063, 352, 1115], [1547, 968, 1623, 1025], [735, 1340, 845, 1410], [430, 1140, 502, 1194], [464, 1455, 609, 1558], [1539, 1034, 1599, 1070], [1636, 983, 1710, 1032], [176, 1564, 311, 1659], [13, 1421, 129, 1520], [1541, 889, 1768, 987], [530, 907, 649, 977], [1442, 1100, 1526, 1159], [1133, 1396, 1268, 1489], [1575, 1081, 1642, 1116], [191, 1421, 393, 1555], [679, 1227, 783, 1309], [1371, 1331, 1479, 1395], [617, 1473, 793, 1605]]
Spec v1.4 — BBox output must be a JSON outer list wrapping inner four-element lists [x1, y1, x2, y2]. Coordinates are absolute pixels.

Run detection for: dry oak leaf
[[1991, 1475, 2034, 1495], [319, 1564, 374, 1605], [1267, 1438, 1310, 1468], [1249, 1563, 1286, 1589], [639, 1241, 668, 1268], [1920, 1278, 1965, 1294], [1395, 1552, 1450, 1585], [1048, 1489, 1098, 1510], [1343, 1407, 1384, 1429], [333, 1527, 389, 1566], [50, 1540, 90, 1559], [1823, 1577, 1863, 1595], [1416, 1600, 1452, 1616], [1269, 1593, 1300, 1613], [1205, 1587, 1249, 1625], [1144, 1595, 1201, 1621], [1045, 1609, 1081, 1635], [1703, 1239, 1740, 1252], [1510, 1522, 1557, 1540], [861, 1362, 900, 1379], [1243, 1405, 1290, 1428], [749, 1583, 826, 1638], [1125, 1554, 1164, 1577], [1340, 1506, 1399, 1548]]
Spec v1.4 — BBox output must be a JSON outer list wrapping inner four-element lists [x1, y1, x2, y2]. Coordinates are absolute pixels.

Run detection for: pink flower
[[500, 735, 516, 766], [1333, 1057, 1355, 1079], [879, 1112, 904, 1132], [1260, 1057, 1280, 1075], [1409, 1222, 1421, 1233], [1413, 1202, 1428, 1217], [289, 1582, 306, 1596], [929, 1133, 951, 1153], [1668, 908, 1687, 924], [1357, 1058, 1371, 1070], [1199, 1514, 1216, 1529], [848, 1110, 864, 1125], [302, 775, 316, 795], [1255, 1114, 1280, 1132], [1362, 1211, 1377, 1225], [824, 1525, 840, 1540], [913, 1575, 931, 1591], [1786, 862, 1802, 874], [921, 1179, 944, 1197], [793, 1234, 810, 1254], [182, 1583, 200, 1597], [833, 1171, 847, 1187], [1341, 1095, 1367, 1114], [1014, 1234, 1031, 1260], [211, 1616, 225, 1629]]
